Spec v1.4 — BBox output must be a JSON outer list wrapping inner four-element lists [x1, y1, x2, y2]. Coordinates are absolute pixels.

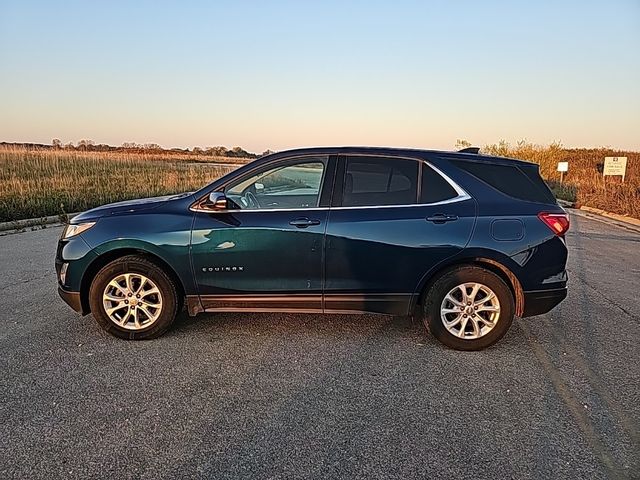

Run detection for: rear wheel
[[423, 266, 514, 351], [88, 255, 178, 340]]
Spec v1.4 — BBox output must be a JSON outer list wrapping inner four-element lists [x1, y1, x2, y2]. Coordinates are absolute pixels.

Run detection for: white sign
[[557, 162, 568, 172], [604, 157, 627, 181]]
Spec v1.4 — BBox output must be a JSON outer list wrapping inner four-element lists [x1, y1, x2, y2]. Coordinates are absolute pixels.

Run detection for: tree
[[483, 140, 510, 157], [52, 139, 62, 149], [77, 139, 95, 151], [206, 146, 228, 157], [229, 146, 250, 158]]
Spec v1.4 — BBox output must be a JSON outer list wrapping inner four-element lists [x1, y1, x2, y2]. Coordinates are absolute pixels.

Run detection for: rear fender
[[411, 250, 525, 317]]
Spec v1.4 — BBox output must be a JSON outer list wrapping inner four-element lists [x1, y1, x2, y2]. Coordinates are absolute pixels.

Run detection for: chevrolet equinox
[[56, 147, 569, 350]]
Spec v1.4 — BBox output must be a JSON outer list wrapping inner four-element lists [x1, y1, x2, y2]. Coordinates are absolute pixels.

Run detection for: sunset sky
[[1, 0, 639, 152]]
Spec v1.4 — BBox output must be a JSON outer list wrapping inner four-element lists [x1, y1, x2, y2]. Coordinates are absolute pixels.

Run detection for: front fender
[[80, 213, 196, 294]]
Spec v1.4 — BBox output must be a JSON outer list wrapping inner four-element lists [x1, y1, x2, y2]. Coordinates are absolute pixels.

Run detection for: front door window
[[226, 159, 326, 210]]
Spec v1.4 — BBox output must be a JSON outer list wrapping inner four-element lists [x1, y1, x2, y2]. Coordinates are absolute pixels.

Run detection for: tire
[[88, 255, 179, 340], [422, 266, 515, 351]]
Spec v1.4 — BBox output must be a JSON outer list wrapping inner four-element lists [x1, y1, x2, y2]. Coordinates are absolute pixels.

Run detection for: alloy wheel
[[440, 282, 501, 340], [102, 273, 163, 330]]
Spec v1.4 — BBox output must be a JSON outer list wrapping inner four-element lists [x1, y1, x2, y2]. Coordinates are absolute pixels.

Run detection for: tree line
[[2, 139, 268, 158]]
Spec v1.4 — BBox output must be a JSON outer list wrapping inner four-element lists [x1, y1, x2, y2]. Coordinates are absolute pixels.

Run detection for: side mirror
[[205, 192, 228, 211]]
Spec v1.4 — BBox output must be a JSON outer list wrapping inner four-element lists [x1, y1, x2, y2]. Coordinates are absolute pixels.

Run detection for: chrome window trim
[[190, 153, 471, 213], [424, 160, 471, 202], [190, 205, 329, 213], [190, 196, 468, 214]]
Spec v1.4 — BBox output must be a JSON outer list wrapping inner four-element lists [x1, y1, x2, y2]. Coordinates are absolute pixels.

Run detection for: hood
[[71, 192, 193, 222]]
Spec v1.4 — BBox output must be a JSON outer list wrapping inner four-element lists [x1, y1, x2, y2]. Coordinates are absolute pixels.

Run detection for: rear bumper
[[58, 286, 85, 314], [521, 287, 567, 317]]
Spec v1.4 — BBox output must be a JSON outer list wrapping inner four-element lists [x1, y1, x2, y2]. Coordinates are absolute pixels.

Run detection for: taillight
[[538, 212, 570, 236]]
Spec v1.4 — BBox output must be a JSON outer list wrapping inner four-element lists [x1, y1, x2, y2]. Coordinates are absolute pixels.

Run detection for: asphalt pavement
[[1, 212, 638, 479]]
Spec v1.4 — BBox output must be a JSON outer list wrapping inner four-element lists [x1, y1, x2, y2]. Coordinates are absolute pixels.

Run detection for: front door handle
[[289, 217, 321, 228], [426, 213, 459, 224]]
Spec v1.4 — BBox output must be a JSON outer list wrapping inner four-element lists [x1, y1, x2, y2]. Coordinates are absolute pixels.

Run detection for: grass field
[[0, 146, 244, 223], [1, 143, 638, 223]]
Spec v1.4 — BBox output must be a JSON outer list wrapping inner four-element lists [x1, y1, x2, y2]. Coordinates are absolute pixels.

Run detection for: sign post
[[557, 162, 568, 184], [603, 157, 627, 182]]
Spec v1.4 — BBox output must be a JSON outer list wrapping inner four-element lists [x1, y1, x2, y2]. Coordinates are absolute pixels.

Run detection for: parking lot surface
[[1, 212, 638, 479]]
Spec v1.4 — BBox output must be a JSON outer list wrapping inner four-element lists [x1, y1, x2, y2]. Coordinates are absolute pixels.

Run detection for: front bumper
[[58, 286, 86, 314], [56, 232, 98, 315], [521, 287, 567, 317]]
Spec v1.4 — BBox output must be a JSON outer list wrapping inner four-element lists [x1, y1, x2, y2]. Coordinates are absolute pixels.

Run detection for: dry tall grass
[[0, 146, 244, 222], [481, 141, 640, 218], [2, 143, 638, 223]]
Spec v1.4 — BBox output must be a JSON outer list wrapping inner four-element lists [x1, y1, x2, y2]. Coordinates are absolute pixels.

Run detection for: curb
[[567, 207, 640, 234], [556, 199, 640, 233], [0, 213, 79, 233], [578, 206, 640, 229], [556, 199, 575, 208]]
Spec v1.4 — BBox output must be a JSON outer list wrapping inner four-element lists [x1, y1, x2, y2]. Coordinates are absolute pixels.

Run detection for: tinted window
[[342, 156, 418, 207], [421, 164, 458, 203], [451, 159, 555, 204], [226, 158, 326, 209], [520, 166, 557, 203]]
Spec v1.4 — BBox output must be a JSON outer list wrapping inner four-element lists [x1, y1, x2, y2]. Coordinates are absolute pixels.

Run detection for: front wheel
[[423, 266, 515, 351], [88, 255, 179, 340]]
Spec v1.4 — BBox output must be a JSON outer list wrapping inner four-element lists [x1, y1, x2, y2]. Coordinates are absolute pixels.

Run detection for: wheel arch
[[79, 248, 186, 314], [411, 255, 525, 317]]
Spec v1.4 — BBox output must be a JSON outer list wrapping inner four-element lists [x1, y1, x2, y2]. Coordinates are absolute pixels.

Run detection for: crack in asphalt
[[566, 270, 640, 324], [518, 320, 631, 479], [538, 314, 640, 452]]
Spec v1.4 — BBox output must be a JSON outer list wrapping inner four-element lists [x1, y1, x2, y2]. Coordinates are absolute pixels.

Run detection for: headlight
[[62, 222, 95, 239]]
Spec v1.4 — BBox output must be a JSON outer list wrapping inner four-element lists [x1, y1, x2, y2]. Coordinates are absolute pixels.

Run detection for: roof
[[265, 146, 536, 167]]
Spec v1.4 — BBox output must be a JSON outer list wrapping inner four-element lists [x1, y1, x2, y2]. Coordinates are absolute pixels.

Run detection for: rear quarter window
[[421, 164, 459, 203], [450, 159, 556, 204]]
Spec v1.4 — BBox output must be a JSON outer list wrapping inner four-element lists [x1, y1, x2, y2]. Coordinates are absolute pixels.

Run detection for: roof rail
[[458, 147, 480, 154]]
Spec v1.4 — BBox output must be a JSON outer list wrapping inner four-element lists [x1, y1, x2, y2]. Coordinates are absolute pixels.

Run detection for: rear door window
[[342, 156, 418, 207]]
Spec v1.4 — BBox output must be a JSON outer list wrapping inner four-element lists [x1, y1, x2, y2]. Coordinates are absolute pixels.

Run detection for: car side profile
[[56, 147, 569, 350]]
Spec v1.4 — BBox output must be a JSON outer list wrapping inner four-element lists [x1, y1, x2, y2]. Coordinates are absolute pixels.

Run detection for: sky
[[1, 0, 639, 153]]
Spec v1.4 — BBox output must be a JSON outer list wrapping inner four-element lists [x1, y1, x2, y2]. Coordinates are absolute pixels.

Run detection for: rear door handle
[[426, 213, 459, 224], [289, 217, 321, 228]]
